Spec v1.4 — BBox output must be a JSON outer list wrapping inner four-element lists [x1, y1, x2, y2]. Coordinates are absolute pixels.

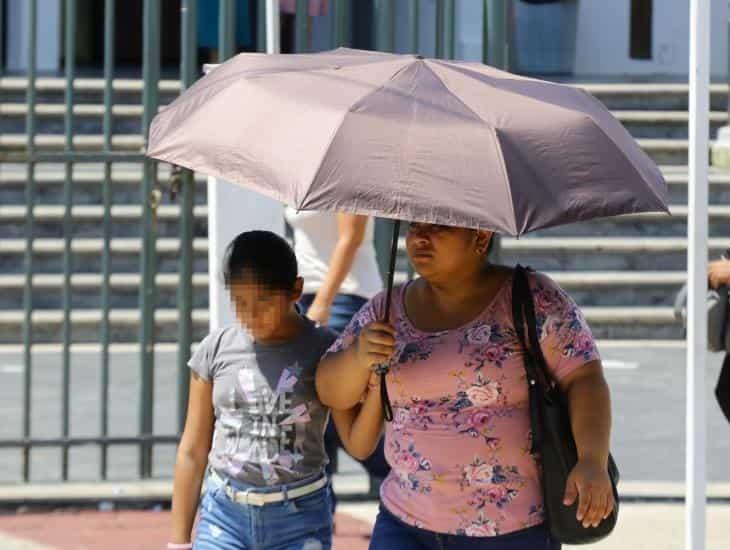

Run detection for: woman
[[316, 222, 615, 549], [285, 209, 389, 502]]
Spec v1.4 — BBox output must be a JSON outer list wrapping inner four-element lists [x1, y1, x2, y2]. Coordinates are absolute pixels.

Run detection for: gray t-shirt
[[188, 320, 335, 487]]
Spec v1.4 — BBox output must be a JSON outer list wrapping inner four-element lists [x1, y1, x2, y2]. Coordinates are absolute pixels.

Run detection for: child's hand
[[355, 322, 397, 372], [367, 371, 381, 390]]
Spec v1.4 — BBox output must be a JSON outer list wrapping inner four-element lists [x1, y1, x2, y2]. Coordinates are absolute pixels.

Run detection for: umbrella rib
[[297, 59, 418, 211], [157, 54, 410, 123], [575, 92, 669, 213], [420, 61, 518, 235]]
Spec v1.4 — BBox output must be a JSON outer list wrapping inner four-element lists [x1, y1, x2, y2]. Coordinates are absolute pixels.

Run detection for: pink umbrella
[[147, 48, 668, 418], [148, 48, 667, 236]]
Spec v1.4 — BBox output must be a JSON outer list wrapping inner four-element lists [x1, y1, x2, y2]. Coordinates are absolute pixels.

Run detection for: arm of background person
[[559, 360, 615, 529], [330, 373, 384, 460], [306, 213, 368, 326], [709, 259, 730, 289], [170, 372, 214, 545]]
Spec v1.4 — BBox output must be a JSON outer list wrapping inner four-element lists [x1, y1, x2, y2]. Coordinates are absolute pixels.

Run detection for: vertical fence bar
[[0, 0, 5, 75], [482, 0, 489, 64], [99, 0, 115, 480], [374, 0, 394, 52], [257, 0, 266, 52], [219, 0, 236, 61], [488, 0, 507, 69], [177, 0, 197, 432], [408, 0, 419, 54], [61, 0, 77, 482], [295, 0, 308, 53], [332, 0, 348, 48], [435, 0, 444, 58], [481, 1, 501, 263], [139, 0, 160, 479], [21, 0, 38, 483], [443, 0, 455, 59]]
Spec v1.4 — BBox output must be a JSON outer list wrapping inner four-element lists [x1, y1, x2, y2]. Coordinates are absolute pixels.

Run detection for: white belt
[[208, 470, 328, 507]]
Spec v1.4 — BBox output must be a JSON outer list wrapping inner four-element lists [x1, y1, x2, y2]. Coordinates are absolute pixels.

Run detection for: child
[[169, 230, 337, 550], [330, 372, 385, 463]]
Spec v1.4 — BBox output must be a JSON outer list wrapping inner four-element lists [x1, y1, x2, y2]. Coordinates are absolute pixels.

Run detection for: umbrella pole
[[377, 220, 401, 422]]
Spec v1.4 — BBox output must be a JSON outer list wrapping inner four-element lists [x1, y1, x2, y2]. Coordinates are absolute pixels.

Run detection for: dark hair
[[223, 231, 298, 290]]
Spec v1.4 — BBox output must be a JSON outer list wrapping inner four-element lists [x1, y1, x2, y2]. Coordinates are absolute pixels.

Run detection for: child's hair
[[223, 231, 298, 290]]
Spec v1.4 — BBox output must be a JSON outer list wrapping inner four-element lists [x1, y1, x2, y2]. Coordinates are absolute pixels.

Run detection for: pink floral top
[[325, 271, 599, 537]]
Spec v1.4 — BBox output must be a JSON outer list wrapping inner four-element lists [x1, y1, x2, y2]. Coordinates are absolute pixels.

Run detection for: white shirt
[[284, 208, 383, 299]]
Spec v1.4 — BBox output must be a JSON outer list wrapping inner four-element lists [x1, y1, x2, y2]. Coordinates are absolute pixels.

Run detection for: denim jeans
[[194, 473, 332, 550], [369, 504, 561, 550]]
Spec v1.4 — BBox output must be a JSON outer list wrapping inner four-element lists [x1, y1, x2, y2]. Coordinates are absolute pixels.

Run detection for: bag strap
[[511, 265, 550, 454]]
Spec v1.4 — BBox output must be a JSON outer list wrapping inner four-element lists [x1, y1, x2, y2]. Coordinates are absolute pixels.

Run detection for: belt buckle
[[223, 483, 237, 502]]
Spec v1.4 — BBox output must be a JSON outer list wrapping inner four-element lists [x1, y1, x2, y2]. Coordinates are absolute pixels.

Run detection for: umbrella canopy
[[147, 48, 668, 236]]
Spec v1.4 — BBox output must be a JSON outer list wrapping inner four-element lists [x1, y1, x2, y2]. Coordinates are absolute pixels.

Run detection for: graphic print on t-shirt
[[217, 362, 312, 484]]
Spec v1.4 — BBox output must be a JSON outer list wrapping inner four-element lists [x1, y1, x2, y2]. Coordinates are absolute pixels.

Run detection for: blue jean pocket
[[289, 486, 332, 515]]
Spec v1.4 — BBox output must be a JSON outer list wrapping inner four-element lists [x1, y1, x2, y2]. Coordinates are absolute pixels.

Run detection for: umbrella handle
[[376, 219, 401, 422]]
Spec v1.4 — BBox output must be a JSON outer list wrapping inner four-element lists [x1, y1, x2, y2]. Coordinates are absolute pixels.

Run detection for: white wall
[[6, 0, 61, 73], [573, 0, 729, 77], [392, 0, 729, 78]]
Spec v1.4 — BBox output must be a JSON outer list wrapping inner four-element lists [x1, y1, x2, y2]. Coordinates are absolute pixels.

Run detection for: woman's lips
[[411, 249, 433, 259]]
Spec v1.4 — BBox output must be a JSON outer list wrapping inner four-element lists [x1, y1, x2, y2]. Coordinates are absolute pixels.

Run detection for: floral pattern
[[324, 271, 599, 537], [458, 322, 515, 370], [389, 439, 433, 494]]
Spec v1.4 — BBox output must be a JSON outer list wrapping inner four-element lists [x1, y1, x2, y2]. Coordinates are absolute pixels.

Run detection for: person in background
[[285, 208, 390, 509], [708, 258, 730, 423]]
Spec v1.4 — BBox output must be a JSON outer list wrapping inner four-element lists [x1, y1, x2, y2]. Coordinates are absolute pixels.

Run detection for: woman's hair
[[223, 230, 298, 290]]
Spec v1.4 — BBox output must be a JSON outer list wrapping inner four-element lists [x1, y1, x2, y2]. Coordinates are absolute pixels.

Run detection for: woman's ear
[[291, 277, 304, 302], [475, 231, 493, 255]]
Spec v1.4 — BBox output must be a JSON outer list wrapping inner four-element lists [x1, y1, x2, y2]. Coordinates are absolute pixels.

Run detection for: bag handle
[[511, 265, 552, 454]]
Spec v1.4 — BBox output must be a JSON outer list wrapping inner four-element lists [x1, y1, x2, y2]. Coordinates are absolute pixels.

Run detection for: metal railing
[[1, 0, 507, 484]]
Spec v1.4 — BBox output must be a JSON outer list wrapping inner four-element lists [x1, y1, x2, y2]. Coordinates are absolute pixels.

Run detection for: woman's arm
[[559, 361, 615, 529], [316, 321, 396, 410], [306, 214, 368, 326], [170, 372, 215, 545], [331, 374, 384, 460]]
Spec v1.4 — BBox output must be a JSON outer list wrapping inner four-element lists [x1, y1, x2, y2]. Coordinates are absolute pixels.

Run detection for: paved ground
[[0, 506, 372, 550], [1, 501, 729, 550]]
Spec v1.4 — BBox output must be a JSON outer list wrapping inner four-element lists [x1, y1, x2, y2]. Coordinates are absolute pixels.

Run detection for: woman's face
[[227, 272, 302, 340], [406, 223, 492, 281]]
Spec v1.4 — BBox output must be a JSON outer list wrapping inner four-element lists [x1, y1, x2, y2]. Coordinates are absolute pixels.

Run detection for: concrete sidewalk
[[1, 476, 728, 549], [1, 501, 729, 550]]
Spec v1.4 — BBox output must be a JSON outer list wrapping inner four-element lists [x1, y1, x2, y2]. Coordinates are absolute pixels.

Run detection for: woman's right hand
[[355, 321, 397, 371]]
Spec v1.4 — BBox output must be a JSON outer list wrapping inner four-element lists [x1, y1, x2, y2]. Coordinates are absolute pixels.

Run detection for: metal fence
[[0, 0, 508, 483]]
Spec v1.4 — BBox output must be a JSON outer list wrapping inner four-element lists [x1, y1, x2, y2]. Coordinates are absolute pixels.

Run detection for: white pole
[[206, 26, 284, 330], [267, 0, 281, 54], [687, 0, 709, 549]]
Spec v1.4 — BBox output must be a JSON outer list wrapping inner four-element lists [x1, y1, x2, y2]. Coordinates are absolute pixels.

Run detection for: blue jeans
[[194, 473, 332, 550], [369, 505, 561, 550]]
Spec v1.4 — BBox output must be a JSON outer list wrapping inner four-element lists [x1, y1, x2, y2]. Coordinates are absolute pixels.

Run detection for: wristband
[[167, 543, 193, 549]]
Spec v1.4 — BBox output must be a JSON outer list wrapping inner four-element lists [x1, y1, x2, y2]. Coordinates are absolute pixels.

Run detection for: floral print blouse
[[325, 271, 600, 537]]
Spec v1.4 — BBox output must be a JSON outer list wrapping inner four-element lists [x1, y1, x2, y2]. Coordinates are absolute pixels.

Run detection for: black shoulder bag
[[511, 265, 620, 545]]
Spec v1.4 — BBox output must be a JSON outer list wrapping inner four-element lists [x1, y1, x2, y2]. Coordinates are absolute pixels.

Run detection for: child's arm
[[170, 372, 214, 545], [331, 372, 384, 461]]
